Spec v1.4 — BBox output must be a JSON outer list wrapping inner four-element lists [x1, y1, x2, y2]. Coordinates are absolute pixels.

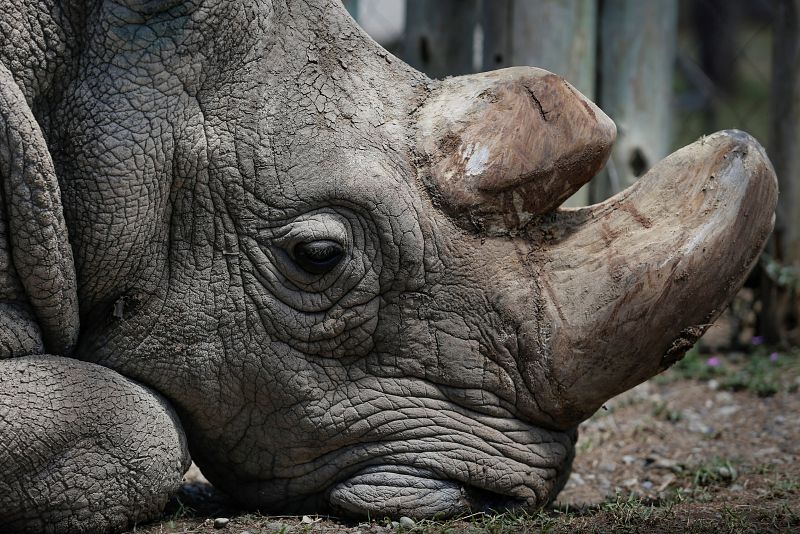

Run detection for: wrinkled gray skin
[[0, 1, 777, 533]]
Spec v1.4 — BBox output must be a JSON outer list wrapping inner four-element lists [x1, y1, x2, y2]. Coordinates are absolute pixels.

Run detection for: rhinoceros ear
[[416, 67, 616, 232], [0, 62, 79, 356]]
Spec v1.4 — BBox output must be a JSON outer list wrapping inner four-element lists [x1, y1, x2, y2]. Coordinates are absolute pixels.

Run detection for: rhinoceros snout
[[327, 465, 544, 519], [414, 69, 776, 437]]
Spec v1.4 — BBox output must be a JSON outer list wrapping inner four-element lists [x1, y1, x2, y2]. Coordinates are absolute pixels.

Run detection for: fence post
[[483, 0, 596, 98], [404, 0, 479, 78], [591, 0, 677, 202], [760, 0, 800, 344], [482, 0, 597, 206], [481, 0, 512, 72]]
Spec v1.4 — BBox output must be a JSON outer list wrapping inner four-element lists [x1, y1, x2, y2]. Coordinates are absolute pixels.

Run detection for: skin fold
[[0, 1, 777, 532]]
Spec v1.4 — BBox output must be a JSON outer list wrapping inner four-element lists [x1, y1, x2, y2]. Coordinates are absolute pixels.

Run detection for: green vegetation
[[658, 344, 800, 397], [142, 483, 799, 534], [663, 346, 718, 381], [651, 400, 683, 422], [687, 457, 739, 488]]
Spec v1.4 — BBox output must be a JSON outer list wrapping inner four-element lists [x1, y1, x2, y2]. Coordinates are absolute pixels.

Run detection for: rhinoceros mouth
[[200, 389, 576, 518], [317, 410, 576, 518], [327, 465, 535, 519]]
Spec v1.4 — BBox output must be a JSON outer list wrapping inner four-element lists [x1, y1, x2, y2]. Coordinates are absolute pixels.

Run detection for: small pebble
[[399, 516, 416, 528], [569, 472, 586, 485], [717, 405, 739, 417], [389, 521, 400, 529], [599, 461, 617, 472], [688, 419, 712, 435], [717, 466, 737, 481], [213, 517, 230, 529]]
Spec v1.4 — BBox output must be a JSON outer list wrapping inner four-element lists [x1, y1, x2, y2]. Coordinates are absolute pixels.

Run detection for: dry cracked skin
[[0, 1, 778, 533]]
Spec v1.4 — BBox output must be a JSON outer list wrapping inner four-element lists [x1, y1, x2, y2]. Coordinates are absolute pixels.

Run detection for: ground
[[129, 342, 800, 533]]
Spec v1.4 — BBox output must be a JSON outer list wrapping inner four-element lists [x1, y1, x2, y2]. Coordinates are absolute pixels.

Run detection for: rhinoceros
[[0, 0, 777, 532]]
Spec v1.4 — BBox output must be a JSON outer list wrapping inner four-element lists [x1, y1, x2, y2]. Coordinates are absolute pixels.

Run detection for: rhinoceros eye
[[291, 240, 344, 275]]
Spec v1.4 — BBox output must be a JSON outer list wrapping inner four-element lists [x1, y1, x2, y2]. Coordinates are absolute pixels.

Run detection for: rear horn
[[416, 67, 616, 232]]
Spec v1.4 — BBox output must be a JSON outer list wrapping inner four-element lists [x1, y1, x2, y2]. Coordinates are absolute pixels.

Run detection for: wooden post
[[760, 0, 800, 344], [482, 0, 597, 206], [483, 0, 596, 97], [591, 0, 677, 202], [482, 0, 513, 71], [404, 0, 479, 78]]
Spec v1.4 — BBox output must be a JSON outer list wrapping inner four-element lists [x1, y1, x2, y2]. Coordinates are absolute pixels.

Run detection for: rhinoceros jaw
[[328, 467, 470, 518], [328, 465, 531, 519]]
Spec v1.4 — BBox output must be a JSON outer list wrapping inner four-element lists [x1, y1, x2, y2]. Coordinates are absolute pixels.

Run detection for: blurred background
[[343, 0, 799, 351]]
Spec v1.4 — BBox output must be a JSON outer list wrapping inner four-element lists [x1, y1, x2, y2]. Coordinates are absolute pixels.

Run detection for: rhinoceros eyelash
[[266, 216, 351, 250]]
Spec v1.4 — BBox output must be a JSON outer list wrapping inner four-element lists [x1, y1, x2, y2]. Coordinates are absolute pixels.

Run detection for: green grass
[[658, 345, 800, 397], [665, 346, 718, 381], [651, 400, 683, 422], [769, 477, 800, 498], [688, 457, 739, 488], [169, 498, 196, 520], [139, 483, 799, 534], [720, 353, 781, 397]]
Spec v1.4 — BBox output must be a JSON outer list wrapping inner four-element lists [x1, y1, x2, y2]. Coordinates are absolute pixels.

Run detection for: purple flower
[[706, 357, 720, 367], [752, 336, 764, 346], [769, 352, 779, 362]]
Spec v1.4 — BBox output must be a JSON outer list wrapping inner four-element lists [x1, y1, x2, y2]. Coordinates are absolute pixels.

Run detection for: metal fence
[[673, 0, 774, 151]]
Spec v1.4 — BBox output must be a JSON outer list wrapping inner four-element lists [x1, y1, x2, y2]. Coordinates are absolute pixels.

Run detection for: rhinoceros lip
[[327, 464, 527, 518]]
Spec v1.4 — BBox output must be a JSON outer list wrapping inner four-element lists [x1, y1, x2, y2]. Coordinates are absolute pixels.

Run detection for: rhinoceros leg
[[0, 356, 190, 534]]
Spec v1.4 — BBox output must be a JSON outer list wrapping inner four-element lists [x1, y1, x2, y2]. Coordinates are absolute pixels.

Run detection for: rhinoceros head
[[1, 0, 776, 519]]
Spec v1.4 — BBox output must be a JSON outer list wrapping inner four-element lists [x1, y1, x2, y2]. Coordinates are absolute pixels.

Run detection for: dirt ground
[[131, 346, 800, 533]]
